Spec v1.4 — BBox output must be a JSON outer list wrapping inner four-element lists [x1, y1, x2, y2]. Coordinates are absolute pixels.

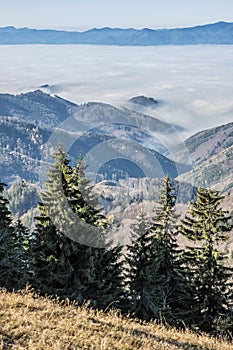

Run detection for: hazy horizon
[[1, 20, 232, 32], [2, 0, 233, 32]]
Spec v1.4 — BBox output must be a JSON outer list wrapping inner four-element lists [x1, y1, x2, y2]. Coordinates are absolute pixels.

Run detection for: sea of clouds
[[0, 44, 232, 137]]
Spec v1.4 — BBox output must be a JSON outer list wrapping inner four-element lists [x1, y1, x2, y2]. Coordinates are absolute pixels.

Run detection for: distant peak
[[128, 96, 159, 108], [215, 21, 230, 24], [1, 25, 16, 30], [21, 89, 51, 98], [23, 89, 48, 94], [210, 21, 232, 26]]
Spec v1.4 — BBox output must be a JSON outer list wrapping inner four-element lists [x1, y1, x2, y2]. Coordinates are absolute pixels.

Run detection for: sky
[[1, 0, 233, 30], [0, 0, 232, 139]]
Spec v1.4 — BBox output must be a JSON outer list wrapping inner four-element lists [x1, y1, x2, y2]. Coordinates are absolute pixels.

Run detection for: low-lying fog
[[0, 44, 232, 136]]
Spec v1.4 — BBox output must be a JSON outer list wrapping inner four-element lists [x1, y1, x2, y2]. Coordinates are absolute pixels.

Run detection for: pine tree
[[30, 202, 73, 297], [125, 177, 188, 323], [82, 245, 125, 310], [61, 154, 107, 247], [149, 176, 187, 325], [32, 147, 124, 308], [13, 218, 32, 288], [124, 208, 158, 320], [180, 187, 233, 333], [0, 182, 27, 290], [42, 147, 106, 248], [60, 154, 124, 308]]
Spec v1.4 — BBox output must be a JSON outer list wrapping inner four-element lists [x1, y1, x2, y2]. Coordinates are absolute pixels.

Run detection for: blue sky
[[1, 0, 233, 30]]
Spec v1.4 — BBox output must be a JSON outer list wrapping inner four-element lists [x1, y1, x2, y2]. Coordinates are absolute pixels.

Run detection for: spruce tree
[[124, 208, 158, 320], [42, 147, 106, 247], [125, 177, 187, 324], [30, 202, 73, 296], [60, 154, 124, 308], [13, 218, 32, 288], [0, 182, 27, 290], [83, 245, 124, 310], [33, 147, 124, 308], [180, 187, 233, 333], [35, 146, 96, 300], [149, 176, 187, 325]]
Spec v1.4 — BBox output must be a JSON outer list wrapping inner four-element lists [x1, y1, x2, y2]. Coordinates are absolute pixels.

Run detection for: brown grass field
[[0, 288, 232, 350]]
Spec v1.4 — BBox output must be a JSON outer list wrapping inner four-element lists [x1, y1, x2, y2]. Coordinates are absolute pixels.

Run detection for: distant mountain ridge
[[175, 122, 233, 197], [1, 90, 232, 219], [1, 90, 232, 209], [0, 21, 233, 45], [0, 90, 189, 184]]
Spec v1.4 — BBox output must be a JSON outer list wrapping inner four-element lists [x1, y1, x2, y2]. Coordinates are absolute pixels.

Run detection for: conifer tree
[[30, 202, 73, 296], [0, 182, 27, 290], [125, 177, 187, 323], [83, 245, 125, 310], [180, 187, 233, 333], [13, 218, 32, 288], [61, 154, 107, 247], [42, 147, 106, 247], [149, 176, 187, 325], [33, 147, 124, 308], [124, 208, 158, 320], [61, 154, 124, 308]]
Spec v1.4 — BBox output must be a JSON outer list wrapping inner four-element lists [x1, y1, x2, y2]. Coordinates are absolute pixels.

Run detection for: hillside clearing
[[0, 289, 232, 350]]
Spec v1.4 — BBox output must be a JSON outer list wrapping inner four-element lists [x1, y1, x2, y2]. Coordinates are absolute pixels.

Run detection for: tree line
[[0, 146, 233, 338]]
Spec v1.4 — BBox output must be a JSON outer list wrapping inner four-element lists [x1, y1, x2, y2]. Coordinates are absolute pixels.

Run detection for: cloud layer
[[0, 44, 232, 137]]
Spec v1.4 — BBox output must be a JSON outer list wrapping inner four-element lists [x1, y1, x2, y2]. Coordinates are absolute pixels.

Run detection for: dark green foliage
[[149, 176, 187, 324], [125, 176, 189, 324], [41, 147, 106, 247], [91, 245, 124, 310], [30, 202, 73, 296], [125, 208, 158, 320], [13, 218, 32, 286], [180, 187, 233, 334], [66, 242, 125, 309], [31, 147, 124, 309], [0, 183, 28, 290]]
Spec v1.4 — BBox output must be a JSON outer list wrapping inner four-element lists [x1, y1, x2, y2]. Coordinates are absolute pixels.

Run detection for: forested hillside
[[1, 90, 233, 340], [0, 148, 233, 339]]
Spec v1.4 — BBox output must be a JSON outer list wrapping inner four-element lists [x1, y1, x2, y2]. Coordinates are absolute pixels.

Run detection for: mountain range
[[0, 90, 189, 185], [0, 21, 233, 45], [0, 90, 232, 220]]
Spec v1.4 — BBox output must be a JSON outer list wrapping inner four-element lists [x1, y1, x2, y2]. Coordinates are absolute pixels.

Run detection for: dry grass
[[0, 289, 232, 350]]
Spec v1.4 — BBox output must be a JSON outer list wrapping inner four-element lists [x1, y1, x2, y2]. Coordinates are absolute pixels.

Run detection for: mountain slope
[[1, 290, 231, 350], [177, 145, 233, 190], [0, 90, 78, 128], [173, 121, 233, 165], [0, 91, 189, 184], [0, 21, 233, 45], [175, 122, 233, 198], [0, 116, 51, 183]]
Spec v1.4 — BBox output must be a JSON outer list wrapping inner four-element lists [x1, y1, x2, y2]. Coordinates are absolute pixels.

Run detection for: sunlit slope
[[0, 289, 232, 350]]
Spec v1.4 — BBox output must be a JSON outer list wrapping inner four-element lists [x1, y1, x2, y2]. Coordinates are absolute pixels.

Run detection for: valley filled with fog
[[0, 44, 232, 136]]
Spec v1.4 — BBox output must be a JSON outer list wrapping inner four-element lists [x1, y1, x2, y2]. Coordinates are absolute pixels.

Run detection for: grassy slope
[[0, 289, 232, 350]]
